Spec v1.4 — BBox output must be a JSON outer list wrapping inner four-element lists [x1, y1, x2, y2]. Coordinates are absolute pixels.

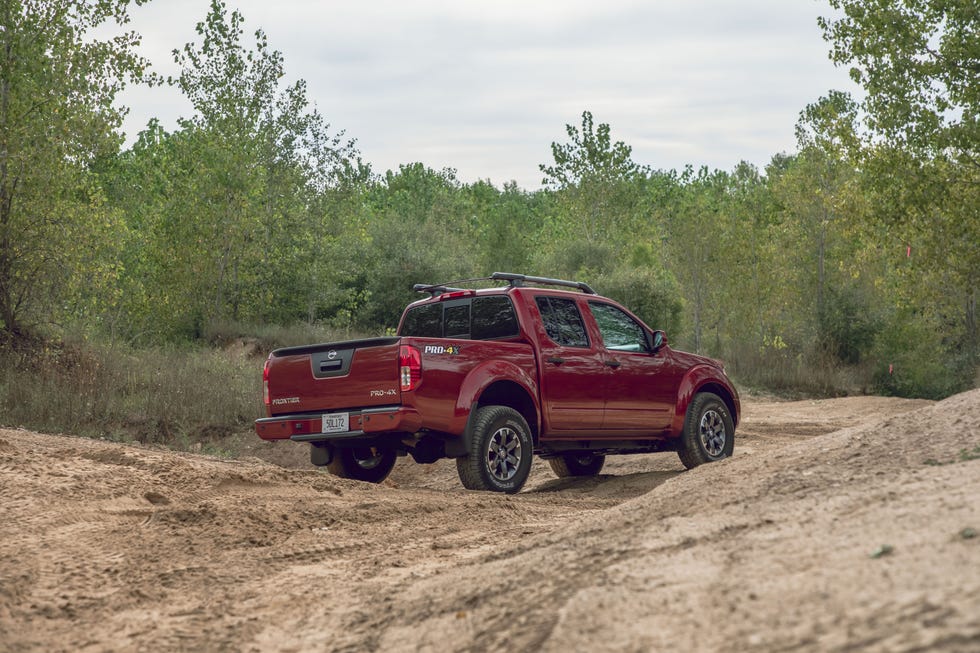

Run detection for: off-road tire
[[327, 446, 397, 483], [548, 453, 606, 477], [456, 406, 533, 493], [678, 392, 735, 469]]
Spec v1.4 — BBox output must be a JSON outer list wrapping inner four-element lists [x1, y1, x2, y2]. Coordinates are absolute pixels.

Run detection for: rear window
[[445, 304, 470, 338], [400, 295, 519, 340]]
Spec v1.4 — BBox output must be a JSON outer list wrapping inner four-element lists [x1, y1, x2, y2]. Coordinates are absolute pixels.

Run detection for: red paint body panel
[[256, 284, 740, 449], [452, 356, 540, 434], [264, 338, 401, 417], [409, 339, 538, 434], [518, 290, 606, 432], [670, 362, 742, 436]]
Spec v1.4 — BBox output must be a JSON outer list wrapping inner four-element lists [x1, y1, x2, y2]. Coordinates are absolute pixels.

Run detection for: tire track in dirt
[[1, 392, 977, 652]]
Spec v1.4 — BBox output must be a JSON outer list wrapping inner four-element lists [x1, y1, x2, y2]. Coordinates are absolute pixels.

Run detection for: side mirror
[[650, 330, 667, 353]]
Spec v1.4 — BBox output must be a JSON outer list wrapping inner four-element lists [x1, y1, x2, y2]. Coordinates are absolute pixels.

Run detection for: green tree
[[791, 92, 863, 339], [820, 0, 979, 382], [662, 166, 731, 354], [469, 180, 541, 275], [722, 161, 781, 350], [820, 0, 979, 160], [351, 164, 476, 329], [113, 0, 357, 339], [540, 110, 645, 242], [0, 0, 151, 340]]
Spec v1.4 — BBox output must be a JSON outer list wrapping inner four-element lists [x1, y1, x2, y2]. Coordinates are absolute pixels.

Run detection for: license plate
[[321, 412, 349, 434]]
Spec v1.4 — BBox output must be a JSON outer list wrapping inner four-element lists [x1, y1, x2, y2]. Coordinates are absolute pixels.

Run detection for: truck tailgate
[[266, 337, 402, 415]]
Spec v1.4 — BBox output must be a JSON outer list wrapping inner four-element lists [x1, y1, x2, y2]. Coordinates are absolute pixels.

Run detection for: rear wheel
[[327, 446, 397, 483], [677, 392, 734, 469], [456, 406, 533, 493], [548, 453, 606, 477]]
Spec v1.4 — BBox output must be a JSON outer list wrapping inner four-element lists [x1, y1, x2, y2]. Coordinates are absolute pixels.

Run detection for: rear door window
[[535, 296, 589, 348], [472, 296, 519, 340]]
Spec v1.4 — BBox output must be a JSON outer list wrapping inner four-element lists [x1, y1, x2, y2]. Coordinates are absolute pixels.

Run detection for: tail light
[[399, 345, 422, 391], [263, 357, 271, 406]]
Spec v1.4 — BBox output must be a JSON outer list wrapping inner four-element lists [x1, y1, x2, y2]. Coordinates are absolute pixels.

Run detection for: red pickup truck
[[256, 272, 739, 493]]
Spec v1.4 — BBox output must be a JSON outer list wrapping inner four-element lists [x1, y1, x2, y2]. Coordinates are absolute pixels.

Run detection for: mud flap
[[444, 402, 478, 458], [409, 436, 446, 464], [310, 443, 334, 466]]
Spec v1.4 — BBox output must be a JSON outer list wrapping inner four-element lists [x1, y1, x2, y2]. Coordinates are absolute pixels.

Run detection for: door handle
[[604, 360, 621, 369], [547, 356, 565, 365]]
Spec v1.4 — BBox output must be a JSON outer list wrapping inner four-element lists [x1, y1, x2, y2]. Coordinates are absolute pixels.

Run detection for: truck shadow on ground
[[527, 469, 681, 501]]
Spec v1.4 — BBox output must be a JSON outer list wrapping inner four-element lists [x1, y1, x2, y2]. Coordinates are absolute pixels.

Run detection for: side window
[[400, 303, 442, 337], [589, 302, 648, 352], [472, 296, 519, 340], [535, 296, 589, 348]]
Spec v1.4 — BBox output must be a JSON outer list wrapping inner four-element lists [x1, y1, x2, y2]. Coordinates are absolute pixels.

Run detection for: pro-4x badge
[[423, 345, 461, 355]]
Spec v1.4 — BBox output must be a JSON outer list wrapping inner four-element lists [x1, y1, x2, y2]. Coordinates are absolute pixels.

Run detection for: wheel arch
[[671, 367, 740, 435], [475, 380, 540, 444]]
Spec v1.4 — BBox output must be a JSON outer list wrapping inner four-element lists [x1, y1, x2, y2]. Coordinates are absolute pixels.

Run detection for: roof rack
[[491, 272, 597, 295], [413, 273, 597, 297]]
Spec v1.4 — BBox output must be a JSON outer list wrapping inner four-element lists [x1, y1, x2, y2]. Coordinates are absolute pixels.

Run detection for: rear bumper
[[255, 406, 423, 442]]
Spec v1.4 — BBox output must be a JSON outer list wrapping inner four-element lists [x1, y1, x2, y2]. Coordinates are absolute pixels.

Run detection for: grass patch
[[725, 342, 873, 399], [923, 446, 980, 467], [0, 337, 264, 448], [959, 446, 980, 462], [203, 319, 368, 354]]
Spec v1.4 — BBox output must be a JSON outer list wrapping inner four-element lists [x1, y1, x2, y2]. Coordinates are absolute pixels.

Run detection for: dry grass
[[725, 343, 873, 398], [203, 319, 371, 354], [0, 339, 263, 448], [0, 327, 906, 453]]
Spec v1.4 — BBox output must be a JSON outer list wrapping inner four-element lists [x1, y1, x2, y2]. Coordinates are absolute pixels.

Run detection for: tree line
[[0, 0, 976, 399]]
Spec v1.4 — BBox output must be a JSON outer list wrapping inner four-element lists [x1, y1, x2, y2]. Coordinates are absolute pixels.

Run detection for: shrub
[[0, 338, 263, 446], [594, 265, 683, 336]]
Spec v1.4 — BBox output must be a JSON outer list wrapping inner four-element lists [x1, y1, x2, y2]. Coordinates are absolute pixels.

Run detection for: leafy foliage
[[0, 0, 975, 403], [0, 0, 152, 339], [819, 0, 979, 160], [820, 0, 979, 391]]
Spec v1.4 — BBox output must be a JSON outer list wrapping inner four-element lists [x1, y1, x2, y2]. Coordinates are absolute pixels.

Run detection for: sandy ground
[[1, 391, 978, 652]]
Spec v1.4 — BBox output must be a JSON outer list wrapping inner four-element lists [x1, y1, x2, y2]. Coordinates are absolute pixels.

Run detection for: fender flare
[[448, 359, 540, 455], [670, 365, 739, 436]]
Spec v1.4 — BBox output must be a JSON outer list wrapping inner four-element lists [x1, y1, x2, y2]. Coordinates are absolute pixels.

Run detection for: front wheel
[[327, 446, 397, 483], [548, 453, 605, 477], [677, 392, 735, 469], [456, 406, 533, 493]]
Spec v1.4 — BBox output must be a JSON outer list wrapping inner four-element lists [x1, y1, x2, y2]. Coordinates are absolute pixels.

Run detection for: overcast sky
[[114, 0, 859, 189]]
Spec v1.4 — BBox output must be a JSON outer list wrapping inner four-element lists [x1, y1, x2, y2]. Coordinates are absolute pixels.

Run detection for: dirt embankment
[[1, 392, 978, 652]]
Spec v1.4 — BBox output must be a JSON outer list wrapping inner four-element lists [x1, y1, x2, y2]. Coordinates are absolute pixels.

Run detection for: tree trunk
[[0, 45, 20, 339], [967, 288, 978, 366]]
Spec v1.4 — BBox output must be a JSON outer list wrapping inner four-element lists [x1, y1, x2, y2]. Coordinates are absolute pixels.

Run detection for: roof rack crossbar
[[490, 272, 596, 295]]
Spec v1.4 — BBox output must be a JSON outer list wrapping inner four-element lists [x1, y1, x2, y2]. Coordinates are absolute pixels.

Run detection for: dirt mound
[[1, 392, 977, 652], [369, 390, 980, 652]]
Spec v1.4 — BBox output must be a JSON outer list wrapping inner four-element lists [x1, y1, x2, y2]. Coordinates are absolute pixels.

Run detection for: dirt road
[[2, 392, 978, 652]]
